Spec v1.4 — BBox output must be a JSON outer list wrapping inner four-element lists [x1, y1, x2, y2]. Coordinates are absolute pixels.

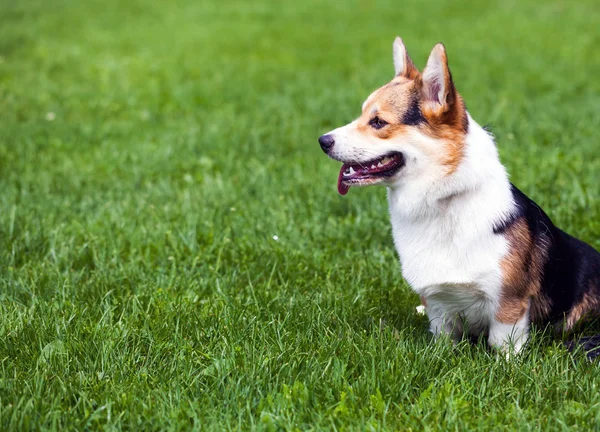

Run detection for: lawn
[[1, 0, 600, 429]]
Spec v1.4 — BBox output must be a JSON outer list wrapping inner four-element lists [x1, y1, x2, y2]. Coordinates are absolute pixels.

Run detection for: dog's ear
[[421, 43, 457, 113], [393, 37, 419, 79]]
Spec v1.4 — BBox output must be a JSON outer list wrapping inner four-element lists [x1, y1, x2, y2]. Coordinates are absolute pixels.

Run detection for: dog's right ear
[[393, 37, 419, 79]]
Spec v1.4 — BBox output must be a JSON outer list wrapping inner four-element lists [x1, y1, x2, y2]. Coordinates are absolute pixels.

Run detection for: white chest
[[386, 186, 510, 302]]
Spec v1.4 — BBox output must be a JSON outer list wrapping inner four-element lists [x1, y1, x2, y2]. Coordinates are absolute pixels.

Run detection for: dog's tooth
[[348, 166, 355, 175], [371, 164, 376, 169], [377, 162, 383, 168]]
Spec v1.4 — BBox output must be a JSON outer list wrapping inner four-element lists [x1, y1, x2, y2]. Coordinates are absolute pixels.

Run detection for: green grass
[[1, 0, 600, 429]]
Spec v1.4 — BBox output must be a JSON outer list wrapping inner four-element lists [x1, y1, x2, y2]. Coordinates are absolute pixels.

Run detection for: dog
[[319, 37, 600, 355]]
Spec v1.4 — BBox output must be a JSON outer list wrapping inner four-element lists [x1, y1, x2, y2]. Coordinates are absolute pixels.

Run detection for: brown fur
[[497, 217, 551, 324], [563, 288, 600, 331], [357, 45, 468, 176], [357, 79, 420, 139], [419, 46, 468, 174]]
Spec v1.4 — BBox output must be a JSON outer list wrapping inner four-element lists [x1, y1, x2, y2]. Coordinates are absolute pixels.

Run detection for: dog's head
[[319, 38, 468, 195]]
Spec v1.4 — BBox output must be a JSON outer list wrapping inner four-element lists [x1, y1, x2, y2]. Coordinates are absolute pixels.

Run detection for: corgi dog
[[319, 37, 600, 355]]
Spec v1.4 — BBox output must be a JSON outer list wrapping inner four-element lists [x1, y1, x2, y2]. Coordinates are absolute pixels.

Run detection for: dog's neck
[[386, 114, 514, 227]]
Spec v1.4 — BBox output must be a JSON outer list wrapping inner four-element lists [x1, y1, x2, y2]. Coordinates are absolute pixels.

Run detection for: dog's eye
[[369, 116, 388, 130]]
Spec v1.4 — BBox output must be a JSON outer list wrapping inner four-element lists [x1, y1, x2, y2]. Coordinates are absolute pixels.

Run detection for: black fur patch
[[492, 207, 521, 234], [501, 184, 600, 323], [565, 336, 600, 360], [401, 95, 426, 126]]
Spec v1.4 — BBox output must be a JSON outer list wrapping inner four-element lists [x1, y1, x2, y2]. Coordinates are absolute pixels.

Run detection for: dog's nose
[[319, 134, 335, 153]]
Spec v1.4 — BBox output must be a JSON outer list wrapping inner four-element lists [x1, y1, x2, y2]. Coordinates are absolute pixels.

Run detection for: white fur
[[386, 115, 522, 351], [489, 309, 529, 357], [393, 37, 408, 76], [325, 113, 526, 353]]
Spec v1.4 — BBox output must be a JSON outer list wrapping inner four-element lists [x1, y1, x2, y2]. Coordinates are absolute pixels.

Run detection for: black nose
[[319, 134, 335, 152]]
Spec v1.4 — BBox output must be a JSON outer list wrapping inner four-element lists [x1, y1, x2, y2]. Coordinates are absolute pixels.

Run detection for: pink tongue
[[337, 164, 350, 195]]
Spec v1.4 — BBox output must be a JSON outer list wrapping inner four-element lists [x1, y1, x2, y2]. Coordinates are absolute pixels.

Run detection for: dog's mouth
[[337, 152, 405, 195]]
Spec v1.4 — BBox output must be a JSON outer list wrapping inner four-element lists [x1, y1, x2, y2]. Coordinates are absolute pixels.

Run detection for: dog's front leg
[[423, 297, 462, 343], [488, 302, 530, 357]]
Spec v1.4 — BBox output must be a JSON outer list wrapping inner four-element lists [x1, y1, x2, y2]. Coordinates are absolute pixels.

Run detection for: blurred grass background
[[1, 0, 599, 429]]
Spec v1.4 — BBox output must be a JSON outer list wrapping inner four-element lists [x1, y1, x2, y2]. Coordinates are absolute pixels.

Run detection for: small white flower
[[272, 235, 279, 241], [46, 112, 56, 121], [415, 305, 426, 315]]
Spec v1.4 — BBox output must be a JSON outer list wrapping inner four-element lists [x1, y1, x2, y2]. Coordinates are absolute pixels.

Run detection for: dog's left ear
[[422, 43, 457, 113], [393, 37, 419, 79]]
